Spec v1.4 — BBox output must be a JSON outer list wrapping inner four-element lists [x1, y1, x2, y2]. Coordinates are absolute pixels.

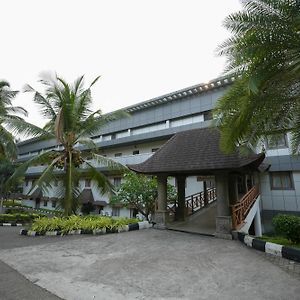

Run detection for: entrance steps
[[168, 201, 216, 236]]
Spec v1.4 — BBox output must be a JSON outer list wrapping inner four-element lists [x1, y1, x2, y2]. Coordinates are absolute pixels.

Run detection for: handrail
[[231, 185, 260, 229], [185, 187, 216, 215]]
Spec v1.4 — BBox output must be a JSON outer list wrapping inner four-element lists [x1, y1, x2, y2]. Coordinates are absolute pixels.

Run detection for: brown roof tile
[[128, 127, 265, 175]]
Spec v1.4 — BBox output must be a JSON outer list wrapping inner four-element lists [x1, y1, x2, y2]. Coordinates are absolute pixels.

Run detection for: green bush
[[273, 214, 300, 243], [0, 213, 41, 223], [2, 200, 22, 207], [30, 216, 139, 235]]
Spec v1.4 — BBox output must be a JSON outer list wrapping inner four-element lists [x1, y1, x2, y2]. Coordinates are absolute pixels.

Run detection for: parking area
[[0, 227, 299, 300]]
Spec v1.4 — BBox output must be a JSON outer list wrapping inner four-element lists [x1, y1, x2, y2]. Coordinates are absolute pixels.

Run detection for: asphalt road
[[0, 227, 90, 300]]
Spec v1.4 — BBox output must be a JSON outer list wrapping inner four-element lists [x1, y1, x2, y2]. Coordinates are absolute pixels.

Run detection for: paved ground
[[0, 227, 299, 300], [168, 202, 216, 235], [0, 227, 90, 300]]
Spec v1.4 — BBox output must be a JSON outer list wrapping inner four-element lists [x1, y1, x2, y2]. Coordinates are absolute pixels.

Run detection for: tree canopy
[[111, 171, 177, 221], [10, 74, 127, 215], [215, 0, 300, 153]]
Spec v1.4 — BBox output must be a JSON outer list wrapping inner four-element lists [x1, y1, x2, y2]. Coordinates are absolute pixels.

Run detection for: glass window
[[43, 200, 48, 207], [203, 110, 213, 121], [133, 150, 139, 155], [112, 207, 120, 217], [266, 134, 288, 149], [52, 201, 56, 208], [270, 172, 294, 190], [85, 179, 91, 188]]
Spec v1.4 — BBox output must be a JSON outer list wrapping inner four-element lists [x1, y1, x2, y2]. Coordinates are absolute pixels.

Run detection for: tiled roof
[[128, 127, 265, 175]]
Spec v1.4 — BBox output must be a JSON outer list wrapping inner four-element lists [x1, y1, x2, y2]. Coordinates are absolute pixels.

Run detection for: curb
[[19, 221, 152, 237], [238, 232, 300, 263], [0, 223, 23, 227]]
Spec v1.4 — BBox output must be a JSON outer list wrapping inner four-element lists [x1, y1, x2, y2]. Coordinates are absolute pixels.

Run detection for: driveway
[[0, 228, 299, 300]]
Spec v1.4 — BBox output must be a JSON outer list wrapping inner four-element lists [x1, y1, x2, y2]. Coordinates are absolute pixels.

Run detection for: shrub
[[0, 213, 40, 223], [30, 216, 139, 234], [273, 214, 300, 243]]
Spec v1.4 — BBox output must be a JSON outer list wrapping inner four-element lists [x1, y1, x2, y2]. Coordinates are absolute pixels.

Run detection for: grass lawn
[[258, 235, 300, 250]]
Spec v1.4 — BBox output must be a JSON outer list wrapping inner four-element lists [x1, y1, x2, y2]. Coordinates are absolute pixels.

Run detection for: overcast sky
[[2, 0, 241, 128]]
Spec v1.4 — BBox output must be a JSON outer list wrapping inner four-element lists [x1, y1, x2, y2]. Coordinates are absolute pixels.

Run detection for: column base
[[154, 210, 168, 229], [215, 216, 232, 239]]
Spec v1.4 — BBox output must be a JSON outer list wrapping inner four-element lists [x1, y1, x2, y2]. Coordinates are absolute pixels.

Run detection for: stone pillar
[[215, 172, 232, 239], [228, 174, 239, 205], [155, 175, 168, 229], [176, 176, 186, 221]]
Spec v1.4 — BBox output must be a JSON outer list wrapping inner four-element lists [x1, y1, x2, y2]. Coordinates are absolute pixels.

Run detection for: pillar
[[254, 209, 262, 237], [155, 175, 168, 229], [215, 172, 232, 239], [203, 181, 208, 205], [228, 174, 239, 205], [176, 176, 186, 221]]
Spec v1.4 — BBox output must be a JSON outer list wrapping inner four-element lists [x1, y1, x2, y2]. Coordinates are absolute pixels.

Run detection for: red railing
[[185, 187, 216, 215], [231, 185, 259, 229]]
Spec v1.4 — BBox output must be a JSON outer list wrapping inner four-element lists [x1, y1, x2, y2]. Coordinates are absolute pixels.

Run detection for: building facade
[[17, 76, 300, 231]]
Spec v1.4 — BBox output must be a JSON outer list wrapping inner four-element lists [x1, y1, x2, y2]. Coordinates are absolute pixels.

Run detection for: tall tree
[[10, 74, 127, 215], [215, 0, 300, 153]]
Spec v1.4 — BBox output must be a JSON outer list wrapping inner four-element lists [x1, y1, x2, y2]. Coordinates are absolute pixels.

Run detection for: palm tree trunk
[[65, 151, 73, 216]]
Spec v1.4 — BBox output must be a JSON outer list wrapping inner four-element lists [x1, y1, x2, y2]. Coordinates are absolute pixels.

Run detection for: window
[[266, 134, 288, 149], [270, 172, 294, 190], [52, 201, 56, 208], [85, 179, 91, 188], [114, 153, 122, 157], [203, 110, 213, 121], [152, 148, 159, 152], [113, 177, 122, 188], [133, 150, 139, 155], [43, 200, 48, 207], [112, 207, 120, 217]]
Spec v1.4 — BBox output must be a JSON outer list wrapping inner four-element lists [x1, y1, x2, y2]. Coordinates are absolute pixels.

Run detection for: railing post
[[191, 195, 194, 213]]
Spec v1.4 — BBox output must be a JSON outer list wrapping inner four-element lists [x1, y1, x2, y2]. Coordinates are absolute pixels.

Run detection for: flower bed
[[28, 215, 140, 235]]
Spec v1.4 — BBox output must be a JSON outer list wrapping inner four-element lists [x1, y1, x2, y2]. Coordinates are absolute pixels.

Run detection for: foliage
[[0, 81, 43, 159], [215, 0, 300, 153], [2, 199, 22, 207], [273, 214, 300, 244], [111, 172, 177, 220], [9, 73, 128, 216], [0, 213, 40, 223], [259, 235, 300, 250], [30, 215, 139, 235]]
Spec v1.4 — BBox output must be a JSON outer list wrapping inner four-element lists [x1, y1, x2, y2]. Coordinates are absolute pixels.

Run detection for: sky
[[1, 0, 241, 128]]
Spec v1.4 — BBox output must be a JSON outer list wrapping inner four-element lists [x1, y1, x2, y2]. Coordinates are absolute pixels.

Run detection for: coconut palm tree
[[0, 80, 43, 158], [10, 74, 127, 215], [215, 0, 300, 153]]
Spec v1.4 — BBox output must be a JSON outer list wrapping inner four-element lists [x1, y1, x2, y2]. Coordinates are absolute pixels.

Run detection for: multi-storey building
[[17, 76, 300, 232]]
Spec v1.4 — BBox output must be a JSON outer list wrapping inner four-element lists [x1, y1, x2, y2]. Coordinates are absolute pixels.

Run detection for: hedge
[[273, 214, 300, 244]]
